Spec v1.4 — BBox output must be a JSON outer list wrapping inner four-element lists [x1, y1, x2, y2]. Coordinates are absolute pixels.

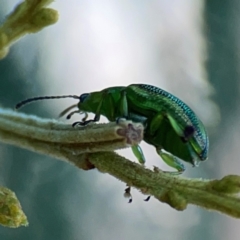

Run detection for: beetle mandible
[[16, 83, 209, 173]]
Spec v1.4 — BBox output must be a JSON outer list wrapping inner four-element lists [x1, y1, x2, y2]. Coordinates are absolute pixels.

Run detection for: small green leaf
[[0, 187, 28, 228]]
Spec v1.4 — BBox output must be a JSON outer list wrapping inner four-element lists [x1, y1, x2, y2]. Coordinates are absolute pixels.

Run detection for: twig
[[86, 152, 240, 218], [0, 107, 240, 226], [0, 187, 28, 228], [0, 108, 143, 165], [0, 0, 58, 59]]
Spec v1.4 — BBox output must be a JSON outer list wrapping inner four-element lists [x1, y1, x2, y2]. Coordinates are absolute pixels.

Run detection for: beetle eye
[[79, 93, 89, 102]]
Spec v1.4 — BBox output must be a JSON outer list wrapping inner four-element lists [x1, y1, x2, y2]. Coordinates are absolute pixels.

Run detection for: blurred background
[[0, 0, 240, 239]]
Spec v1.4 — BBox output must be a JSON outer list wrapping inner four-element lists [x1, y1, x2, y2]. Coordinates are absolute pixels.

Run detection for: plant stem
[[1, 107, 240, 219]]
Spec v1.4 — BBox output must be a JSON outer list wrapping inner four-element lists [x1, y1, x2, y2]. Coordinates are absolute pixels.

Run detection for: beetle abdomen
[[127, 84, 209, 161]]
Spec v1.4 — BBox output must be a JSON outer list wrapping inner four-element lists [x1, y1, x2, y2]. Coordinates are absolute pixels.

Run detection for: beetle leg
[[166, 113, 206, 163], [81, 112, 89, 122], [71, 113, 89, 126], [105, 93, 117, 121], [166, 113, 184, 136], [185, 142, 201, 167], [87, 98, 103, 123], [115, 90, 130, 123], [165, 113, 203, 165], [119, 91, 128, 119], [156, 147, 185, 173], [149, 113, 164, 135], [58, 104, 78, 118], [72, 119, 94, 127], [131, 145, 146, 164], [73, 114, 100, 126], [118, 91, 146, 165], [148, 113, 186, 173], [66, 110, 81, 119], [166, 113, 195, 141]]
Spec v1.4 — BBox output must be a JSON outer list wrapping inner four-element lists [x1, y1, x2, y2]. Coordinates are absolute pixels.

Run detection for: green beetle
[[16, 83, 209, 172]]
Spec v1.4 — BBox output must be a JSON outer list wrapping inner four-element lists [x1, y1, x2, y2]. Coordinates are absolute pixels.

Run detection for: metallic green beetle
[[16, 84, 209, 172]]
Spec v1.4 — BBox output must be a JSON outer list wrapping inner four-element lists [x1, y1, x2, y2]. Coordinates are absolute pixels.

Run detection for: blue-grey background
[[0, 1, 240, 239]]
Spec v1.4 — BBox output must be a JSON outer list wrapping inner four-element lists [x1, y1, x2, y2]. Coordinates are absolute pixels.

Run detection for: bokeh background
[[0, 0, 240, 239]]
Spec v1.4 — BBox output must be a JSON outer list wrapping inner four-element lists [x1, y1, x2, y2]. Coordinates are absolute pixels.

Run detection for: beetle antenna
[[15, 95, 80, 110]]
